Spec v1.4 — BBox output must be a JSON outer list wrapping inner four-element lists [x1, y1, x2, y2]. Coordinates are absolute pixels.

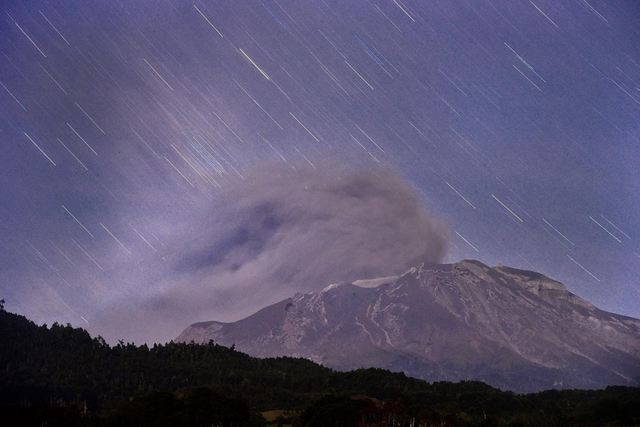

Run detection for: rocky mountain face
[[176, 260, 640, 393]]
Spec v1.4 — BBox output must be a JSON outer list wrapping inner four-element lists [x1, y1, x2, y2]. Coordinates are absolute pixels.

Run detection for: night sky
[[2, 0, 640, 344]]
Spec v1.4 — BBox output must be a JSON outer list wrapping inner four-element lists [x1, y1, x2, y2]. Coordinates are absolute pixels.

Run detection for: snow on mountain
[[176, 260, 640, 392]]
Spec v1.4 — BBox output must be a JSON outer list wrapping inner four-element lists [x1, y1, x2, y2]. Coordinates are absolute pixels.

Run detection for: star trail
[[1, 0, 640, 344]]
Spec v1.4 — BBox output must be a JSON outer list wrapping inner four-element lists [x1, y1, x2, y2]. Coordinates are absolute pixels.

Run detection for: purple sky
[[1, 0, 639, 344]]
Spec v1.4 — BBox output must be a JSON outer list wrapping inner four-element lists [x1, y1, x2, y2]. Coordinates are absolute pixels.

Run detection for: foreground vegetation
[[1, 302, 639, 426]]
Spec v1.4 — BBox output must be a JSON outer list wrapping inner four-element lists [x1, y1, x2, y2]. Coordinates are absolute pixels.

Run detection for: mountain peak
[[176, 260, 640, 392]]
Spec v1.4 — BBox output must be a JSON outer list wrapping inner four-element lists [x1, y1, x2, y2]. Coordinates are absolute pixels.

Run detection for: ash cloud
[[93, 163, 448, 343], [178, 165, 446, 284]]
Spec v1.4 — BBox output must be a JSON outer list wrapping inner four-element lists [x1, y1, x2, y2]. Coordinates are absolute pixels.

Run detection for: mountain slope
[[176, 260, 640, 392]]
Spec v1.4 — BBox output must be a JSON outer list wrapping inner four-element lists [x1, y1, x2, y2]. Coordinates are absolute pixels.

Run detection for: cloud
[[92, 162, 448, 344]]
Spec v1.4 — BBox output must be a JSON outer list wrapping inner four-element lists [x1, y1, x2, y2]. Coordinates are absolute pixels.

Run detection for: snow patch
[[353, 276, 399, 288], [322, 283, 341, 292]]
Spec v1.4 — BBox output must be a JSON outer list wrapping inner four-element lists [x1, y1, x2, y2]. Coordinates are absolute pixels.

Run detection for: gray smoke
[[92, 163, 448, 344], [180, 165, 446, 281]]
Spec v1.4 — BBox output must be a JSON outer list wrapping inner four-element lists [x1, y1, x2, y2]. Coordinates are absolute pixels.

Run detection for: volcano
[[176, 260, 640, 392]]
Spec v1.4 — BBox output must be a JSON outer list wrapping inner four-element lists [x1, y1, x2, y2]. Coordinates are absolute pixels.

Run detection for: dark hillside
[[1, 304, 639, 426]]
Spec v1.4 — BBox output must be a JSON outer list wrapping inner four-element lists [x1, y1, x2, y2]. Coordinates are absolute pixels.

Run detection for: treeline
[[1, 304, 639, 426]]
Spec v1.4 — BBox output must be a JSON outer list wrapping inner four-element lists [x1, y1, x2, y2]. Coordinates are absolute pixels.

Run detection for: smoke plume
[[94, 163, 448, 343]]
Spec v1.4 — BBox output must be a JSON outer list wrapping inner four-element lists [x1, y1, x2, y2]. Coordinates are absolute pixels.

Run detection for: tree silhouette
[[0, 306, 639, 426]]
